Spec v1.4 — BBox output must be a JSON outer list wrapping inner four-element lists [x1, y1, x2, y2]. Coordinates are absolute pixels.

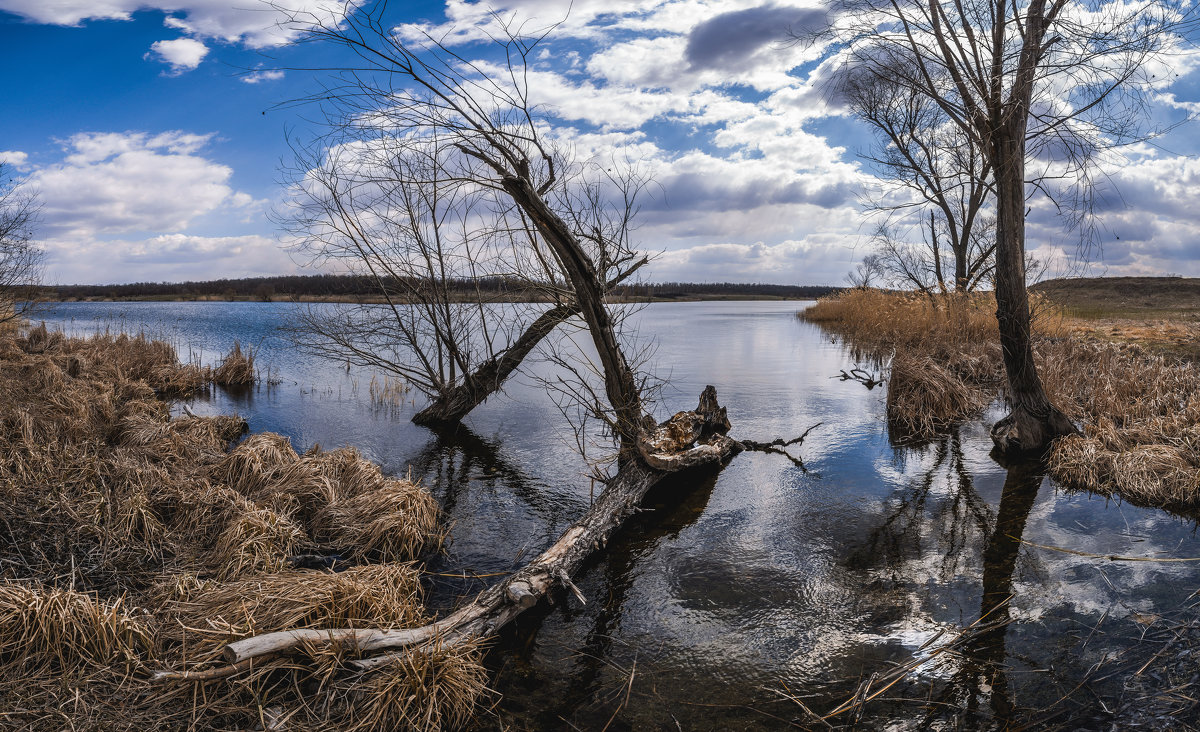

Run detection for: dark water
[[34, 301, 1200, 730]]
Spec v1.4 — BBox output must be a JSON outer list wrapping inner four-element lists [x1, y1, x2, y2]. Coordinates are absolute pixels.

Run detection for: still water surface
[[35, 300, 1200, 729]]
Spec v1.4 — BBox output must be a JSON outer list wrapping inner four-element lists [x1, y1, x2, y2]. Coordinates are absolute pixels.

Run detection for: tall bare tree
[[0, 163, 42, 324], [826, 0, 1197, 454], [837, 68, 995, 294]]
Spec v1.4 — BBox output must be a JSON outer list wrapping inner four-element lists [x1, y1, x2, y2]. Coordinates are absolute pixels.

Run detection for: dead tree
[[0, 164, 42, 324], [824, 0, 1197, 454]]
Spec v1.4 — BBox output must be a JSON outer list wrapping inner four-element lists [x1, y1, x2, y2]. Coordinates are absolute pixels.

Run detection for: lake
[[33, 300, 1200, 729]]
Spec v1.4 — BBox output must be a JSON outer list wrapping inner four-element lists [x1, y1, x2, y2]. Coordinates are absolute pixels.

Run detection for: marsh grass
[[0, 328, 485, 730], [803, 289, 1200, 509], [211, 340, 256, 387], [369, 373, 411, 408]]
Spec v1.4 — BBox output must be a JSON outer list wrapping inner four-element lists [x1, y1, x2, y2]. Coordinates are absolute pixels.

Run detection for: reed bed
[[0, 326, 485, 730], [211, 340, 255, 386], [803, 289, 1200, 509]]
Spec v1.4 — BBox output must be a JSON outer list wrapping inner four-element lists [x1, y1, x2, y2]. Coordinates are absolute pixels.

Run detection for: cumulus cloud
[[29, 131, 258, 238], [0, 150, 29, 169], [12, 131, 281, 284], [148, 38, 209, 73], [0, 0, 361, 48]]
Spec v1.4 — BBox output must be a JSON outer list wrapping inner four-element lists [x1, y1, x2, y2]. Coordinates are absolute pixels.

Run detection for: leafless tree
[[846, 252, 885, 288], [824, 0, 1197, 454], [836, 69, 995, 294], [0, 163, 42, 324], [280, 126, 647, 428]]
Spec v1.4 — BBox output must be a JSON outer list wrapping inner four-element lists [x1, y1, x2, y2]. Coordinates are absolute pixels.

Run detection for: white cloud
[[0, 150, 29, 170], [148, 38, 209, 73], [0, 0, 362, 48], [29, 131, 257, 238], [241, 69, 286, 84], [15, 132, 278, 285], [651, 234, 859, 283], [41, 233, 295, 285]]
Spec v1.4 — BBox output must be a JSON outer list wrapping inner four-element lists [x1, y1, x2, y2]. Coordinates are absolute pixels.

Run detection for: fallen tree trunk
[[156, 386, 743, 679]]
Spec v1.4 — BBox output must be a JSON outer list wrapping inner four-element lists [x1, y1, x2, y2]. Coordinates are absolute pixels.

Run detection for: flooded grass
[[801, 289, 1200, 511], [0, 326, 484, 730]]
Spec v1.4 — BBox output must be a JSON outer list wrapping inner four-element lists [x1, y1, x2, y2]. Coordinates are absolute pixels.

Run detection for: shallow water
[[34, 300, 1200, 729]]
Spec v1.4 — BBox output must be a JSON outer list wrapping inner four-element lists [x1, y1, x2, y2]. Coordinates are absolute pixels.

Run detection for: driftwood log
[[155, 386, 743, 679], [155, 386, 815, 680]]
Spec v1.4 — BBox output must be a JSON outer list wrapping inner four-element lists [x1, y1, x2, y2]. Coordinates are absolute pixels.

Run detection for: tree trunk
[[159, 387, 740, 678], [989, 130, 1076, 455], [500, 175, 647, 459], [953, 241, 969, 293], [412, 303, 578, 426]]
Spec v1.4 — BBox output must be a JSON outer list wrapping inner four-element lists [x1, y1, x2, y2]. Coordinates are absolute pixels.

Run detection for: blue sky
[[1, 0, 1198, 286]]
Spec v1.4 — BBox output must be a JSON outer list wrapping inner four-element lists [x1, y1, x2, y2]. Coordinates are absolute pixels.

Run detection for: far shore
[[37, 293, 818, 304]]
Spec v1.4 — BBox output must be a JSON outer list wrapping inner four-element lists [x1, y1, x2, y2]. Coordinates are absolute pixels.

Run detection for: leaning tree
[[824, 0, 1197, 454], [280, 127, 648, 427]]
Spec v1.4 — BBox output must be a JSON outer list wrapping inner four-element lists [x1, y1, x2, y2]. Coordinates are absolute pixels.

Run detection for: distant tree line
[[45, 275, 838, 302]]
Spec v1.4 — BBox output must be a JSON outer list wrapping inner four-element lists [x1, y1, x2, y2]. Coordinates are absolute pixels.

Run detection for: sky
[[1, 0, 1198, 286]]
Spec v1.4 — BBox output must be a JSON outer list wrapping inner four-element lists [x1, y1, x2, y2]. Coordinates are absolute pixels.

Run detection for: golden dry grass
[[0, 326, 484, 731], [803, 289, 1200, 509], [801, 290, 1007, 441], [314, 477, 444, 562], [211, 340, 256, 386]]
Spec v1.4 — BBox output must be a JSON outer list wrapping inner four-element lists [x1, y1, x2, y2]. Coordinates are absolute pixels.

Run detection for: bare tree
[[276, 3, 664, 459], [0, 163, 42, 324], [825, 0, 1197, 454], [281, 128, 648, 427], [837, 69, 995, 294], [846, 252, 885, 288]]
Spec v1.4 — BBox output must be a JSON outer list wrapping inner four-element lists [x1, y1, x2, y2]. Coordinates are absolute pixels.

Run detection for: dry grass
[[211, 340, 256, 386], [164, 564, 427, 660], [0, 327, 484, 730], [337, 640, 489, 732], [0, 581, 155, 674], [801, 290, 1008, 441], [803, 289, 1200, 509], [314, 476, 444, 562], [369, 373, 411, 406]]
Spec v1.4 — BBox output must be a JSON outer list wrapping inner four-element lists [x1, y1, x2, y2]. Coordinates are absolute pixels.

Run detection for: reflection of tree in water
[[847, 430, 1046, 728], [407, 422, 584, 525], [404, 422, 725, 728], [489, 470, 722, 730], [405, 422, 587, 613], [926, 460, 1043, 728], [849, 429, 995, 581]]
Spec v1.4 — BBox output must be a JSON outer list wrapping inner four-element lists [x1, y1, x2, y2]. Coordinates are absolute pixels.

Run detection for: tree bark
[[412, 303, 578, 426], [160, 387, 741, 677], [500, 175, 647, 459], [988, 128, 1076, 456]]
